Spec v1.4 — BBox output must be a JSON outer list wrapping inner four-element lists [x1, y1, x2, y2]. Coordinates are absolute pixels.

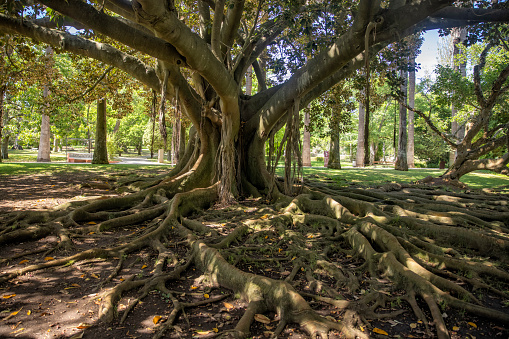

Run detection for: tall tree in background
[[92, 98, 108, 164], [407, 54, 416, 168], [395, 63, 409, 171], [36, 46, 53, 162], [355, 101, 366, 167], [449, 27, 467, 165]]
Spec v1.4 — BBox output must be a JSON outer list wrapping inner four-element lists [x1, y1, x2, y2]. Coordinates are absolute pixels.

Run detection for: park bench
[[67, 152, 93, 163]]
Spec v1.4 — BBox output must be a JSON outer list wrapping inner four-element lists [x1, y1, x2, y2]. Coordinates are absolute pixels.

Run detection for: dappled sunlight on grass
[[0, 163, 168, 176], [273, 166, 509, 190]]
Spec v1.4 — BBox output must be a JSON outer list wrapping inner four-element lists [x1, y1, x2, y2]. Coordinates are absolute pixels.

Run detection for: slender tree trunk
[[37, 113, 51, 162], [37, 47, 53, 163], [87, 104, 91, 153], [92, 98, 109, 164], [395, 68, 408, 171], [0, 86, 5, 163], [328, 121, 341, 169], [53, 138, 60, 152], [150, 91, 156, 159], [355, 102, 366, 167], [302, 106, 311, 167], [158, 72, 168, 161], [450, 28, 467, 164], [1, 135, 9, 159], [407, 56, 416, 168]]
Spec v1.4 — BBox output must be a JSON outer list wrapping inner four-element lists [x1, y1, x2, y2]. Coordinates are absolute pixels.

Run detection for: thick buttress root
[[0, 177, 508, 338]]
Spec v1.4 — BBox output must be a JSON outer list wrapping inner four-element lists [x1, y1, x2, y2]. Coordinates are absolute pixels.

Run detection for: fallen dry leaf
[[468, 322, 477, 328], [373, 328, 388, 336], [70, 332, 84, 339], [153, 315, 162, 325], [87, 221, 97, 225], [44, 257, 54, 261], [26, 310, 31, 316], [254, 314, 271, 324], [223, 302, 234, 310], [3, 308, 22, 321], [203, 294, 210, 299], [76, 323, 91, 329], [18, 260, 29, 265], [195, 330, 211, 335], [2, 294, 16, 299], [452, 326, 460, 331], [190, 286, 198, 290], [410, 323, 417, 329], [141, 265, 147, 269], [212, 328, 219, 333], [90, 273, 99, 279]]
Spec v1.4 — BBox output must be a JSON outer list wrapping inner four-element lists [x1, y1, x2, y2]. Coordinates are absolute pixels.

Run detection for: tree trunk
[[395, 68, 408, 171], [407, 56, 416, 168], [450, 28, 467, 164], [37, 113, 51, 162], [302, 106, 311, 167], [92, 98, 109, 164], [328, 122, 341, 169], [87, 104, 91, 153], [0, 86, 4, 163], [150, 90, 156, 159], [355, 102, 366, 167], [53, 138, 60, 152], [37, 47, 53, 163], [1, 135, 9, 159]]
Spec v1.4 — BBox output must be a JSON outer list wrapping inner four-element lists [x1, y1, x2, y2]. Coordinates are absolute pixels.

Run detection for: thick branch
[[0, 14, 160, 91], [133, 0, 238, 101], [247, 0, 450, 139], [220, 0, 245, 55], [38, 0, 186, 66]]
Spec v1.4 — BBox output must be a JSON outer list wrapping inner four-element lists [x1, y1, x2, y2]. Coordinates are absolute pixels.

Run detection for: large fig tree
[[1, 1, 509, 339]]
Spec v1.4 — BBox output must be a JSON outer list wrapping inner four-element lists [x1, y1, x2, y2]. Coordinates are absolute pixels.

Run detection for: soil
[[0, 168, 508, 339]]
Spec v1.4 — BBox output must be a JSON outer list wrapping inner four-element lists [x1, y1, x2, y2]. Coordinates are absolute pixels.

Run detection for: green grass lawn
[[2, 152, 508, 190], [0, 162, 165, 176]]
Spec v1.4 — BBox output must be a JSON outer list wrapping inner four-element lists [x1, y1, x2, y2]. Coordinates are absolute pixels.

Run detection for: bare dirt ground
[[0, 169, 507, 339]]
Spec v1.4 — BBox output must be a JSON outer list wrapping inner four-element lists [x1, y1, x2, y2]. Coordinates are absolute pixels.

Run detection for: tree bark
[[37, 46, 53, 163], [328, 120, 341, 169], [1, 134, 8, 159], [355, 102, 366, 167], [450, 28, 467, 164], [395, 67, 408, 171], [37, 113, 51, 162], [407, 55, 416, 168], [303, 106, 311, 167], [0, 86, 5, 163], [92, 98, 109, 164]]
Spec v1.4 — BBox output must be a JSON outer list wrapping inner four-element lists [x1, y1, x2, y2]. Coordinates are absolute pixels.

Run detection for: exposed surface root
[[1, 177, 508, 339]]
